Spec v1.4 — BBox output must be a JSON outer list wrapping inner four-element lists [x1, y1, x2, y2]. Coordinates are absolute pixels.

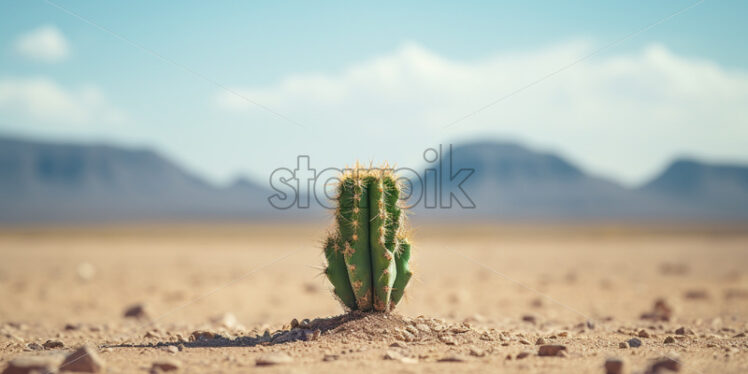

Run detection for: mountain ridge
[[1, 135, 747, 222]]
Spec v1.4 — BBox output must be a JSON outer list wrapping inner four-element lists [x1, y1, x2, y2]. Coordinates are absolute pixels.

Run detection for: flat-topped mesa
[[323, 166, 414, 312]]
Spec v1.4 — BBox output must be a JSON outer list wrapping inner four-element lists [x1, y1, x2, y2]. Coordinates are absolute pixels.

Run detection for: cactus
[[323, 166, 413, 312]]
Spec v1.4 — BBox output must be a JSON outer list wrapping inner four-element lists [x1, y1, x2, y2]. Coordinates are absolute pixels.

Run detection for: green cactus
[[322, 166, 413, 312]]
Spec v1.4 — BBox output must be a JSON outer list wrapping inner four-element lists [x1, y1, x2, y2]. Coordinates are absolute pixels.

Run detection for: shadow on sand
[[107, 312, 366, 349]]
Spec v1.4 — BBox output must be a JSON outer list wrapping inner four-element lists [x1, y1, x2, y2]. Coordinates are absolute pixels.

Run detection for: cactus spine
[[323, 166, 413, 312]]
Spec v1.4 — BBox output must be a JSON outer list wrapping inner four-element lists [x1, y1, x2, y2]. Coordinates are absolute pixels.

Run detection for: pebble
[[516, 351, 531, 359], [604, 358, 624, 374], [25, 343, 43, 351], [190, 331, 216, 342], [255, 352, 292, 366], [638, 329, 650, 338], [389, 342, 408, 349], [664, 336, 676, 344], [160, 345, 179, 354], [521, 315, 537, 324], [43, 340, 64, 349], [469, 347, 485, 357], [619, 341, 629, 349], [323, 354, 339, 361], [675, 327, 694, 335], [536, 337, 546, 345], [123, 304, 149, 319], [538, 344, 567, 357], [61, 345, 105, 373], [64, 323, 81, 331], [646, 357, 681, 373], [2, 356, 63, 374], [519, 339, 531, 345], [437, 354, 466, 362], [627, 338, 642, 348], [640, 299, 673, 322], [150, 359, 181, 372], [415, 323, 431, 332], [384, 350, 404, 361], [438, 334, 456, 345]]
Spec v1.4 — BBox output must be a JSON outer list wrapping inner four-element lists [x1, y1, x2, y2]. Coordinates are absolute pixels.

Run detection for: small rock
[[2, 356, 63, 374], [664, 336, 676, 344], [25, 343, 43, 351], [519, 339, 531, 345], [323, 354, 338, 362], [60, 345, 105, 373], [619, 341, 629, 349], [521, 315, 536, 324], [627, 338, 642, 348], [438, 334, 455, 345], [290, 318, 299, 329], [538, 345, 567, 357], [638, 329, 650, 338], [389, 341, 407, 349], [646, 357, 681, 373], [255, 352, 292, 366], [160, 346, 179, 354], [43, 340, 64, 349], [516, 351, 531, 359], [734, 332, 746, 338], [189, 331, 215, 342], [150, 358, 181, 372], [415, 323, 431, 332], [469, 347, 485, 357], [674, 327, 693, 335], [437, 354, 466, 362], [123, 304, 149, 319], [536, 337, 546, 345], [384, 350, 404, 361], [64, 323, 81, 331], [640, 299, 673, 322], [586, 320, 596, 329], [604, 358, 624, 374]]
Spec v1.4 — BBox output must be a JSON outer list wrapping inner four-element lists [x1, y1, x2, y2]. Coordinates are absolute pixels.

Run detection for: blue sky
[[1, 0, 747, 185]]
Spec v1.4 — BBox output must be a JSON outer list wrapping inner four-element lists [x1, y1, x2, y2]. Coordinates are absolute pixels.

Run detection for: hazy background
[[1, 0, 747, 223]]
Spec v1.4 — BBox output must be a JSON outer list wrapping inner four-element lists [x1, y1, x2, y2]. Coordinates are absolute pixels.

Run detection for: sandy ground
[[1, 223, 747, 373]]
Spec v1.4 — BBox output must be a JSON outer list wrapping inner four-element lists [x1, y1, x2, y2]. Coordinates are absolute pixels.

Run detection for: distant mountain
[[0, 136, 275, 223], [411, 142, 748, 220], [638, 159, 748, 219], [1, 135, 747, 223], [411, 142, 653, 220]]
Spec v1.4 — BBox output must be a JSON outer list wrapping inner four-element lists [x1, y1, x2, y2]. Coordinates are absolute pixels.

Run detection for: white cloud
[[0, 77, 126, 126], [14, 25, 70, 63], [214, 41, 748, 184]]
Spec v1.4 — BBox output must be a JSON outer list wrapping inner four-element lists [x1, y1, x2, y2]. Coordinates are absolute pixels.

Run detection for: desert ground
[[1, 223, 747, 373]]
